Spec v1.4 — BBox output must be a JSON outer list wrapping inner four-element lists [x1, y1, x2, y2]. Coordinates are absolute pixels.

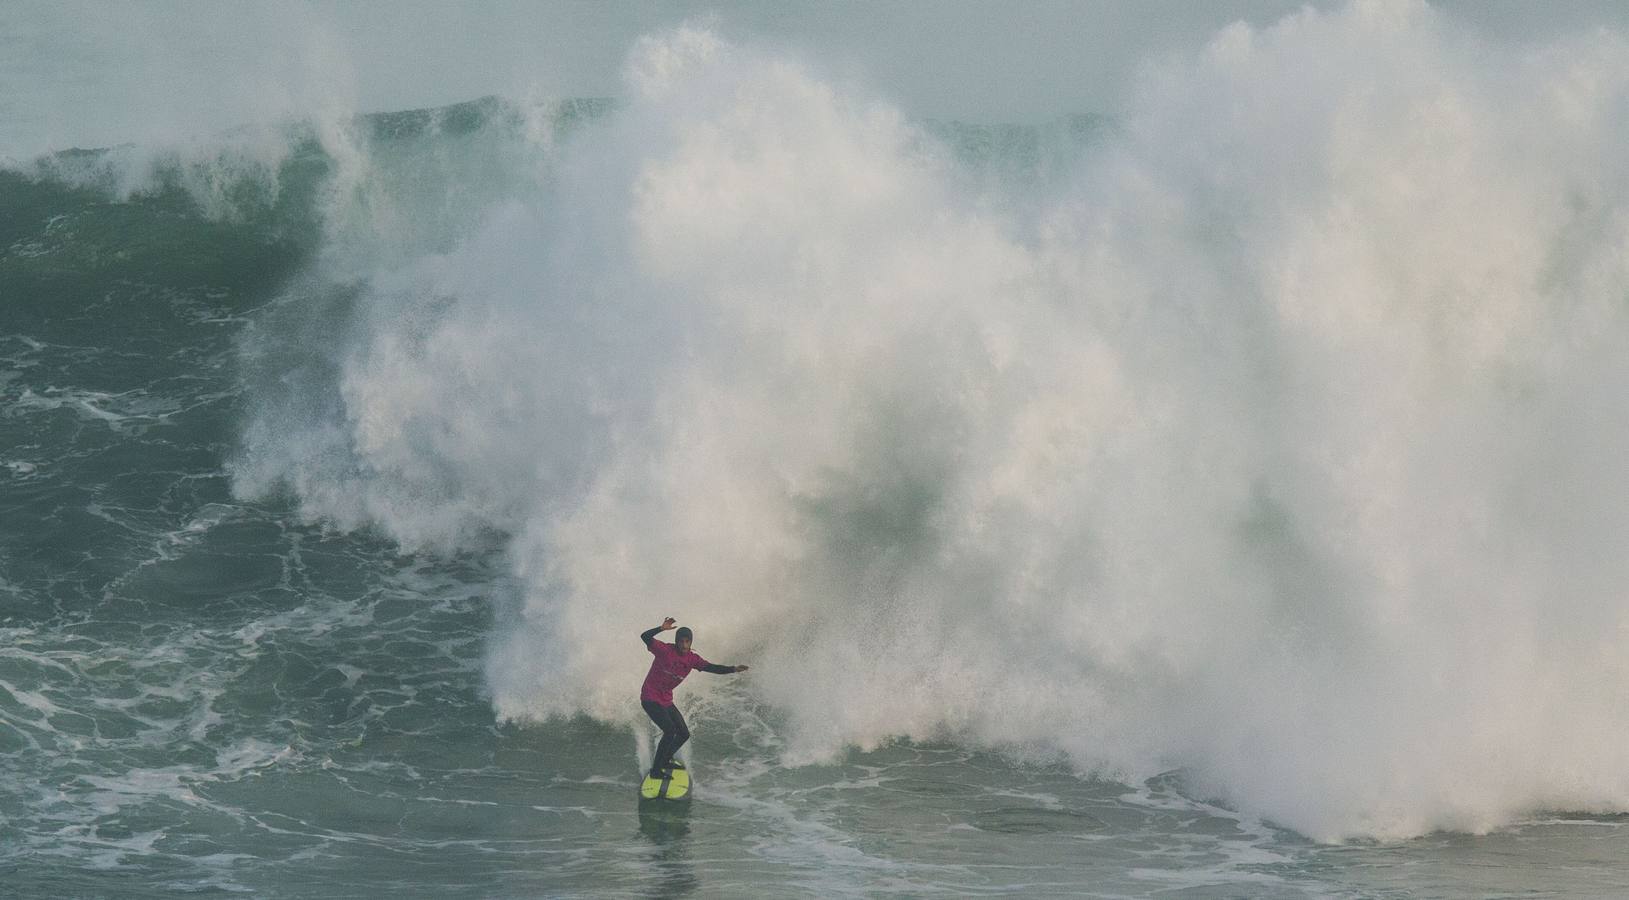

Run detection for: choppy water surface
[[8, 3, 1629, 896]]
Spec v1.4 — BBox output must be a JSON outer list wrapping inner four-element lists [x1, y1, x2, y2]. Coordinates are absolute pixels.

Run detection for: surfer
[[640, 618, 749, 778]]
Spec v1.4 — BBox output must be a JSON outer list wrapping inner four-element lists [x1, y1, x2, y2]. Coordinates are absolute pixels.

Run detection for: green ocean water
[[4, 73, 1629, 900]]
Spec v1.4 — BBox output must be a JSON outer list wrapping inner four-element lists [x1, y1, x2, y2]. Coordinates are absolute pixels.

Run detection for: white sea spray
[[230, 2, 1629, 840]]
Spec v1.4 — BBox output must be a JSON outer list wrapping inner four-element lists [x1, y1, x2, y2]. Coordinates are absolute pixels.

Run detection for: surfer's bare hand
[[735, 664, 749, 673], [661, 617, 677, 630]]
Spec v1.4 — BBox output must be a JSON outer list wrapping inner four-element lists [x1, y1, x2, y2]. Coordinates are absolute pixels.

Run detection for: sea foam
[[234, 2, 1629, 840]]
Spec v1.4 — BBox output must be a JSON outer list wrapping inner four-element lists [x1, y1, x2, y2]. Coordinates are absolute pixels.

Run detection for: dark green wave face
[[0, 99, 567, 895]]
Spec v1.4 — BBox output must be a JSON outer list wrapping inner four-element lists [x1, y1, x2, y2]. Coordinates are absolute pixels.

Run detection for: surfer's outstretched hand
[[661, 617, 677, 630], [735, 664, 750, 673]]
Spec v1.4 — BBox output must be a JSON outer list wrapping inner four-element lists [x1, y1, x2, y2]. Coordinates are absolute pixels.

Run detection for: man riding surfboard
[[640, 618, 749, 778]]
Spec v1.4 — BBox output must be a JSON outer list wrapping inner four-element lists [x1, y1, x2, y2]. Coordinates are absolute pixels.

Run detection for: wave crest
[[235, 8, 1629, 841]]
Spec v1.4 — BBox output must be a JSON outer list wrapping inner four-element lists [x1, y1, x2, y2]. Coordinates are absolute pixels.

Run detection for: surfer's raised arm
[[640, 617, 678, 646]]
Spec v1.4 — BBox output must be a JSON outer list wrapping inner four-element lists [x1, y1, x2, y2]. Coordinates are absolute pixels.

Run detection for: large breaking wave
[[197, 2, 1629, 840]]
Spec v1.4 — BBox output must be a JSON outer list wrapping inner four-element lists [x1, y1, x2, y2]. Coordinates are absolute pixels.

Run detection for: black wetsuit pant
[[642, 700, 690, 773]]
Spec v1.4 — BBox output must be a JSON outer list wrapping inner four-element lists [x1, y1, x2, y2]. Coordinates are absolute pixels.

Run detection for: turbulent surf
[[5, 2, 1629, 895]]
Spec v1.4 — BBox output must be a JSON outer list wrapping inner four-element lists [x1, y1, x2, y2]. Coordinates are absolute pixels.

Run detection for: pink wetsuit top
[[641, 639, 714, 706]]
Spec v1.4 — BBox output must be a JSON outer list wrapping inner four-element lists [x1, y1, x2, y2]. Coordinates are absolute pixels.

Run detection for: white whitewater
[[221, 2, 1629, 841]]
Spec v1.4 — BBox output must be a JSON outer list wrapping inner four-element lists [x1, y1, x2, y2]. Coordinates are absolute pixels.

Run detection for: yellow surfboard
[[640, 766, 691, 801]]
